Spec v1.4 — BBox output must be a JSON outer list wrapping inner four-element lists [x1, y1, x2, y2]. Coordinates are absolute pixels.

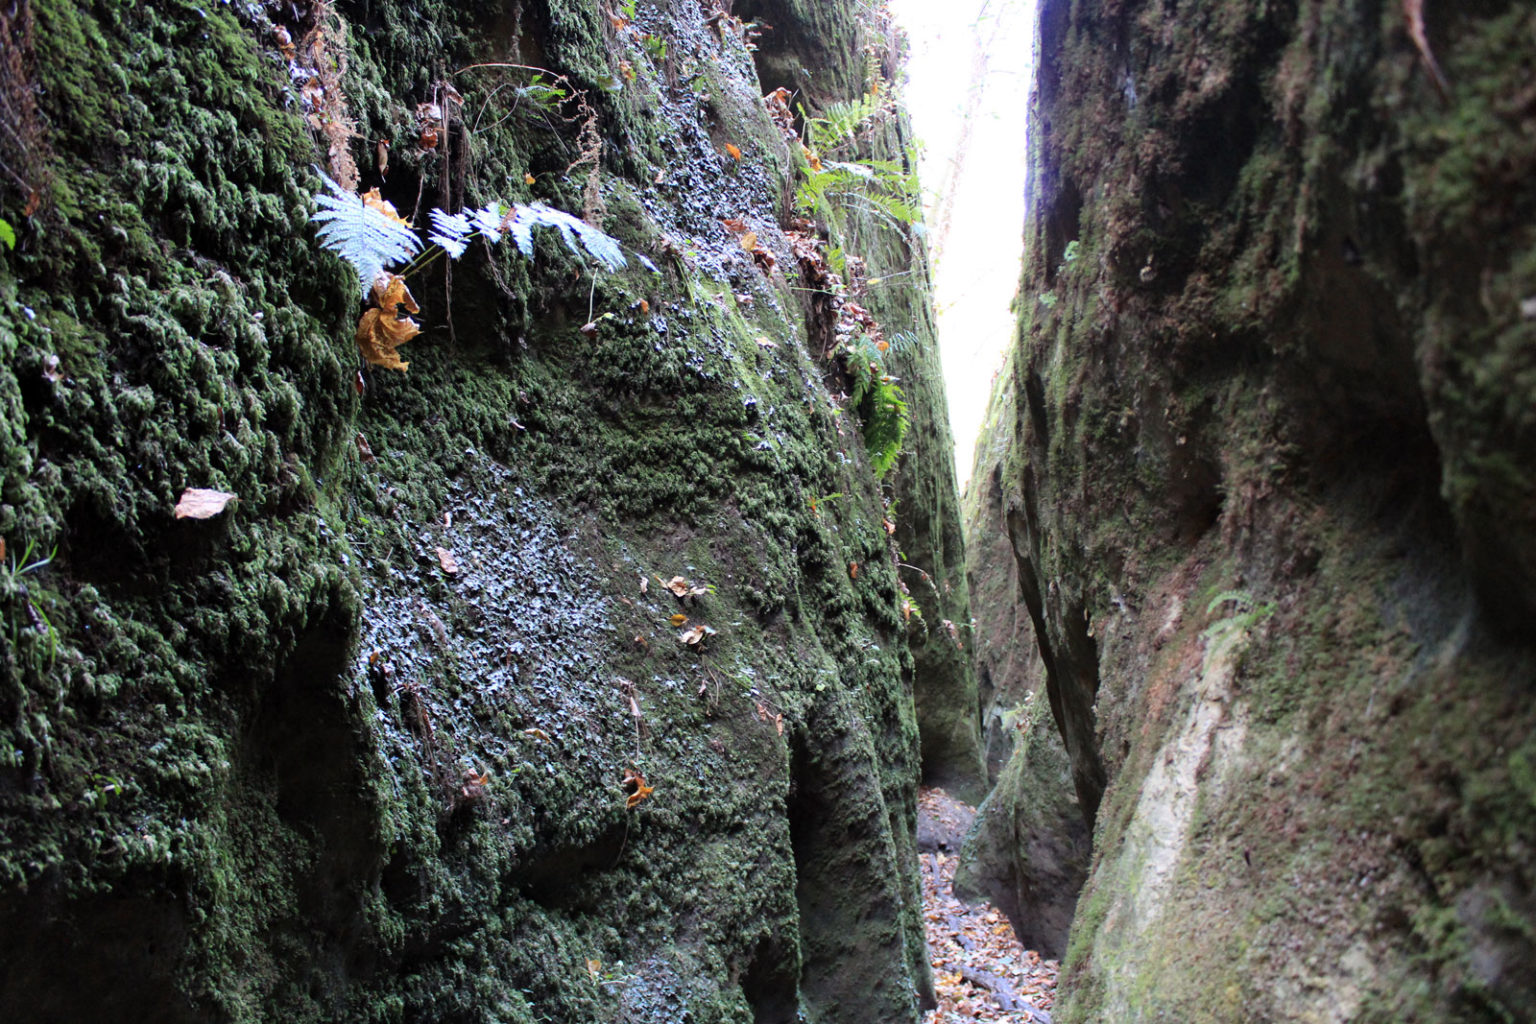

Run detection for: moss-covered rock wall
[[0, 1, 971, 1020], [981, 0, 1536, 1019]]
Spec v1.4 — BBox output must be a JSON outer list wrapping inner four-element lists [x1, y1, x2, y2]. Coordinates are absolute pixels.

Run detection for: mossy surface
[[0, 1, 959, 1020], [978, 0, 1536, 1020]]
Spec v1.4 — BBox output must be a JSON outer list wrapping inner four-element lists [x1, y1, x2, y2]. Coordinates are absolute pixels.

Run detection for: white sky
[[889, 0, 1035, 487]]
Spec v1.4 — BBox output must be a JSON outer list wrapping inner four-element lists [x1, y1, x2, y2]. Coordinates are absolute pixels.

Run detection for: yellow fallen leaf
[[669, 613, 689, 627], [174, 488, 237, 520], [524, 172, 536, 185], [725, 142, 741, 160], [739, 231, 758, 252]]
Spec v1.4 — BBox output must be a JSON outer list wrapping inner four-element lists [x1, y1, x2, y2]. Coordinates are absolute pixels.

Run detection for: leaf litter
[[920, 787, 1057, 1024]]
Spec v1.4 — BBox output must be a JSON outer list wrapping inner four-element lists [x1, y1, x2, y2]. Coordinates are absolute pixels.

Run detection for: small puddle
[[919, 788, 1058, 1023]]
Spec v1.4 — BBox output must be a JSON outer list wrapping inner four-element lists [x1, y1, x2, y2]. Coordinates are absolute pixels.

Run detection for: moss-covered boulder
[[0, 1, 969, 1020]]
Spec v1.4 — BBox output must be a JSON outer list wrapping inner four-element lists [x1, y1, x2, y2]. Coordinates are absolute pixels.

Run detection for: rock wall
[[0, 1, 970, 1020], [955, 361, 1088, 959], [984, 0, 1536, 1019]]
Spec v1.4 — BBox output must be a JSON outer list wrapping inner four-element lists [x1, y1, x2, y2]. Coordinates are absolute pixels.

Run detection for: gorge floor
[[919, 788, 1058, 1023]]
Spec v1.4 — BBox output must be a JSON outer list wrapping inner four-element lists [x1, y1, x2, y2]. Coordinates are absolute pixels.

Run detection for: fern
[[313, 173, 648, 292], [311, 170, 422, 296]]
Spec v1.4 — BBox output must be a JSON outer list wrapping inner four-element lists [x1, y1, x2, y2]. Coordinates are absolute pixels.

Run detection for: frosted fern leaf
[[513, 203, 628, 272], [310, 171, 421, 296], [428, 209, 473, 259]]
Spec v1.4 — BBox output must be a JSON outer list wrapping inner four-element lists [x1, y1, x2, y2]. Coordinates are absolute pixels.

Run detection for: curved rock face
[[990, 0, 1536, 1020], [0, 2, 967, 1020]]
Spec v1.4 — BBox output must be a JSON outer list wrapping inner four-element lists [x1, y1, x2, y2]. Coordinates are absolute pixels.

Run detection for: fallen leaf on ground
[[669, 613, 689, 627], [678, 623, 716, 645], [435, 546, 459, 574], [725, 142, 741, 160], [174, 488, 237, 520], [756, 336, 778, 349]]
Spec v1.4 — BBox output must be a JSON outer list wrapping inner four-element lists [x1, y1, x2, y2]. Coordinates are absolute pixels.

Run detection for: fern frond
[[310, 171, 421, 296], [505, 204, 628, 271], [428, 209, 473, 258]]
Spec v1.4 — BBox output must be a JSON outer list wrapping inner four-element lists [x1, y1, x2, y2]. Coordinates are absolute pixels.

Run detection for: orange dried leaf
[[362, 188, 411, 227], [849, 562, 859, 580], [622, 768, 654, 808], [174, 488, 237, 520], [725, 142, 742, 160], [357, 274, 421, 371], [669, 613, 689, 627], [524, 172, 537, 185], [721, 217, 749, 235], [523, 727, 549, 741]]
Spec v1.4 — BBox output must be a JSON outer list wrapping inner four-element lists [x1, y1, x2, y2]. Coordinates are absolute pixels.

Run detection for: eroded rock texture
[[0, 1, 969, 1021], [981, 0, 1536, 1020]]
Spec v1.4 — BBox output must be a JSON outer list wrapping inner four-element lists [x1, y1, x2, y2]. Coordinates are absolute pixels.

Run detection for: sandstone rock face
[[0, 2, 968, 1020], [985, 0, 1536, 1019]]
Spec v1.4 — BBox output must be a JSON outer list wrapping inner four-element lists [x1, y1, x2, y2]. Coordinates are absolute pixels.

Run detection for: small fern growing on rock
[[310, 170, 650, 370]]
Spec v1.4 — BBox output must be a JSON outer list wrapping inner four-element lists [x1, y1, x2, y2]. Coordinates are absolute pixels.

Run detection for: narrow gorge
[[0, 1, 1532, 1023]]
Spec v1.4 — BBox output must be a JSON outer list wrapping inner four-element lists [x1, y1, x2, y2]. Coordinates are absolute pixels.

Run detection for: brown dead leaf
[[0, 538, 6, 562], [756, 336, 778, 349], [1404, 0, 1449, 99], [357, 274, 421, 371], [523, 727, 549, 741], [664, 575, 691, 597], [739, 231, 758, 252], [622, 767, 654, 808], [362, 187, 411, 227], [435, 546, 459, 574], [678, 623, 716, 646], [524, 172, 537, 185], [174, 488, 237, 520], [355, 432, 376, 463], [41, 353, 63, 383], [354, 369, 366, 395], [849, 562, 859, 580]]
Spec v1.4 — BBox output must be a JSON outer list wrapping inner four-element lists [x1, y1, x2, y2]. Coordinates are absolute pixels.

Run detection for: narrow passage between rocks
[[919, 789, 1058, 1023]]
